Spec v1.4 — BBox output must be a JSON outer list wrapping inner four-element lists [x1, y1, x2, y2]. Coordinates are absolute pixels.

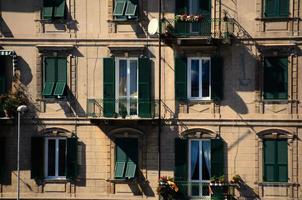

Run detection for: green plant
[[232, 174, 241, 183], [0, 90, 28, 117], [210, 176, 217, 183], [218, 175, 225, 183]]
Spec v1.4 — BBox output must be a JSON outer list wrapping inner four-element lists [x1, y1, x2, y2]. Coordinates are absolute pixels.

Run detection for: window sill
[[107, 178, 136, 183], [37, 97, 67, 103], [43, 178, 68, 183], [107, 18, 139, 24], [261, 99, 297, 104], [177, 99, 214, 105], [255, 17, 299, 21], [258, 182, 299, 187]]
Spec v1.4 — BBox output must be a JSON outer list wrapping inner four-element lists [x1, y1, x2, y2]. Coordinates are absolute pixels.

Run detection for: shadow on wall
[[76, 141, 87, 187], [0, 16, 13, 37], [18, 56, 33, 86], [0, 0, 39, 12]]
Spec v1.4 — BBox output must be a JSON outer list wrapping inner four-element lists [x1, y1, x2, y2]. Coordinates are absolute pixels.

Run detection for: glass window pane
[[48, 139, 56, 177], [130, 97, 137, 115], [119, 97, 127, 116], [119, 60, 127, 97], [191, 140, 200, 180], [58, 139, 66, 176], [191, 60, 200, 98], [191, 184, 200, 196], [202, 183, 210, 196], [202, 60, 210, 98], [190, 0, 200, 14], [202, 141, 211, 180], [130, 60, 138, 97]]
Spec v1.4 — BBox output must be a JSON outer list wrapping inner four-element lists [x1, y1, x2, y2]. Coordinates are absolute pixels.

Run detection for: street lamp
[[17, 105, 27, 200]]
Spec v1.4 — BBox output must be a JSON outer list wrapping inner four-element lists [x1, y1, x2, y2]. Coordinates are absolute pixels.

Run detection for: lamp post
[[17, 105, 27, 200]]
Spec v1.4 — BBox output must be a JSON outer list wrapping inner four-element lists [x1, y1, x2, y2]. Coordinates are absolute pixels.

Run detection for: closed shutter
[[43, 0, 54, 19], [0, 137, 5, 181], [211, 139, 224, 178], [103, 58, 115, 117], [53, 0, 66, 18], [174, 138, 188, 196], [124, 138, 138, 178], [277, 140, 288, 182], [279, 0, 289, 17], [211, 56, 224, 101], [138, 58, 152, 118], [265, 0, 277, 17], [175, 57, 187, 101], [43, 57, 56, 96], [0, 76, 6, 94], [263, 140, 276, 182], [66, 137, 78, 180], [54, 57, 67, 96], [31, 137, 44, 179]]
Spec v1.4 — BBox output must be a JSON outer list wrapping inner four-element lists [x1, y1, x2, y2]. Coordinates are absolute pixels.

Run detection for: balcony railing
[[87, 99, 159, 119], [174, 19, 212, 37]]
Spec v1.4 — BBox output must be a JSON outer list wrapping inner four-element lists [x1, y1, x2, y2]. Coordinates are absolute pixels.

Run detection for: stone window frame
[[256, 129, 298, 198]]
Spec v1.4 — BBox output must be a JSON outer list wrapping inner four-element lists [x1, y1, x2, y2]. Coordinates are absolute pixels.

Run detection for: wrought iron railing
[[87, 98, 159, 119]]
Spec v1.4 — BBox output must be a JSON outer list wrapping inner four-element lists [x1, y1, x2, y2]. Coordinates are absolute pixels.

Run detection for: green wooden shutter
[[103, 58, 115, 117], [115, 138, 127, 178], [124, 138, 138, 178], [0, 76, 6, 94], [138, 58, 152, 118], [43, 0, 54, 19], [278, 57, 288, 99], [277, 140, 288, 182], [43, 57, 56, 96], [54, 57, 67, 96], [265, 0, 277, 17], [53, 0, 66, 18], [0, 137, 5, 181], [174, 138, 188, 196], [211, 56, 224, 101], [279, 0, 289, 17], [125, 0, 137, 17], [66, 137, 78, 180], [175, 57, 187, 101], [113, 0, 127, 16], [263, 140, 276, 182], [211, 139, 224, 178], [31, 137, 44, 179]]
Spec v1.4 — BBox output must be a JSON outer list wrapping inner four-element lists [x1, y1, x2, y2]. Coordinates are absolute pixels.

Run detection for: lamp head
[[17, 105, 28, 113]]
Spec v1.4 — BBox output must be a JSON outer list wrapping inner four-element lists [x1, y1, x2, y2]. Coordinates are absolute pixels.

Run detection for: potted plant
[[157, 176, 179, 200], [0, 90, 28, 118]]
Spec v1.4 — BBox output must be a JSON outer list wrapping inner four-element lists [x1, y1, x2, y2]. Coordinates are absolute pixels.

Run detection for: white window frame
[[187, 57, 211, 100], [188, 139, 211, 198], [44, 137, 67, 180], [115, 57, 139, 116]]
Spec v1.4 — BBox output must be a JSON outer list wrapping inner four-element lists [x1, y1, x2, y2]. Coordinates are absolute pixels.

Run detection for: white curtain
[[202, 141, 211, 178]]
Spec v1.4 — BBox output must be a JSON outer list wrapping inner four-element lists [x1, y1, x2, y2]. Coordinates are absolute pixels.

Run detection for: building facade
[[0, 0, 302, 199]]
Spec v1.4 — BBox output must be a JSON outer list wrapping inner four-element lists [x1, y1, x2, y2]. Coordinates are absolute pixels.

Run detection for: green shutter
[[279, 0, 289, 17], [56, 57, 67, 82], [44, 57, 56, 82], [277, 140, 288, 182], [211, 139, 224, 178], [113, 1, 127, 16], [43, 0, 54, 19], [174, 138, 188, 196], [103, 58, 116, 117], [53, 0, 66, 18], [138, 58, 152, 118], [115, 138, 127, 178], [42, 82, 55, 96], [66, 137, 78, 180], [265, 0, 277, 17], [31, 137, 44, 179], [125, 162, 136, 178], [53, 82, 66, 96], [0, 76, 6, 94], [115, 162, 126, 178], [0, 137, 5, 181], [175, 0, 188, 14], [263, 140, 276, 182], [211, 56, 224, 101], [125, 1, 137, 16], [175, 57, 187, 101]]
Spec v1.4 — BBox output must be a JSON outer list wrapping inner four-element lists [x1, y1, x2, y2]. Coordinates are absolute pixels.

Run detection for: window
[[44, 138, 66, 179], [113, 0, 138, 20], [31, 136, 78, 180], [115, 58, 138, 116], [188, 57, 211, 100], [264, 0, 289, 18], [263, 57, 288, 100], [42, 57, 67, 98], [114, 138, 138, 179], [42, 0, 66, 20], [0, 52, 15, 95], [263, 139, 288, 182]]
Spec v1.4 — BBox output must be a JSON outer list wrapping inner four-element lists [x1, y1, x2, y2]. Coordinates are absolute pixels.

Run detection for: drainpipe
[[158, 0, 162, 181]]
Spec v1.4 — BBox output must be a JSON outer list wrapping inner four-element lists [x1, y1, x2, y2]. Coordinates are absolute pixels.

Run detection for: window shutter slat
[[31, 137, 44, 179], [53, 0, 66, 18], [263, 140, 276, 182], [42, 82, 55, 96], [57, 57, 67, 82], [265, 0, 277, 17], [211, 56, 224, 101], [0, 137, 5, 182], [279, 0, 289, 17], [44, 58, 56, 82], [175, 57, 187, 101], [174, 138, 188, 196], [53, 82, 66, 96], [125, 1, 137, 16], [211, 139, 224, 178], [103, 58, 115, 117], [113, 1, 127, 16], [138, 58, 152, 118], [67, 137, 78, 180], [277, 140, 288, 182]]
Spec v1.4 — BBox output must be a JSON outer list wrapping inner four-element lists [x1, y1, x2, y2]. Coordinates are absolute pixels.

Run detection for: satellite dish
[[148, 18, 159, 35]]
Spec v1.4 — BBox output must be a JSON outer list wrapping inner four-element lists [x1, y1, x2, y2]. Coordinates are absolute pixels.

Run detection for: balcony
[[174, 20, 212, 37], [87, 99, 159, 120]]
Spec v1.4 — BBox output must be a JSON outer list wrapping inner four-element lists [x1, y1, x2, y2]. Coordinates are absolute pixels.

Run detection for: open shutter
[[263, 140, 276, 182], [113, 0, 127, 16], [31, 137, 44, 179], [43, 0, 54, 19], [124, 138, 138, 178], [43, 57, 56, 96], [125, 0, 138, 17], [138, 58, 152, 118], [175, 138, 188, 196], [175, 57, 187, 101], [211, 56, 223, 101], [265, 0, 277, 17], [211, 139, 224, 178], [278, 57, 288, 99], [67, 137, 78, 180], [54, 57, 67, 96], [103, 58, 115, 117], [277, 140, 288, 182], [279, 0, 289, 17], [0, 138, 5, 181], [115, 138, 127, 178], [0, 76, 6, 94], [53, 0, 66, 18]]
